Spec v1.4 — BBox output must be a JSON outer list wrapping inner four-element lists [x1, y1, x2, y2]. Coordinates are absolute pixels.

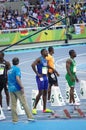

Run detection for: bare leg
[[48, 85, 51, 100], [43, 89, 47, 110], [33, 90, 43, 109], [4, 89, 10, 106], [70, 87, 75, 103], [0, 92, 2, 107]]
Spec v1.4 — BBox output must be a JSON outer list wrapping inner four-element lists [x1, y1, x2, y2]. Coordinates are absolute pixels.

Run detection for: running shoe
[[47, 100, 51, 103], [69, 103, 74, 106], [43, 108, 53, 113], [73, 102, 80, 106], [7, 106, 11, 111], [28, 118, 35, 122], [32, 108, 37, 115]]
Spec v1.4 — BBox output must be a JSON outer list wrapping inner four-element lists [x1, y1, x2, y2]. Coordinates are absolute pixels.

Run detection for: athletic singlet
[[37, 56, 47, 75], [0, 60, 7, 79], [65, 58, 76, 86], [69, 58, 76, 74], [46, 54, 55, 73]]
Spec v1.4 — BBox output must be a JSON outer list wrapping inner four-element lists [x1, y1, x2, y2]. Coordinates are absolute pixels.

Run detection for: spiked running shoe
[[32, 108, 37, 115], [43, 109, 53, 113]]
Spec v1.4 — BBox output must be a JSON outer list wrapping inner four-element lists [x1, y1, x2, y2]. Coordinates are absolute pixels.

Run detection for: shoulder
[[35, 57, 41, 63], [14, 66, 21, 75], [3, 60, 10, 65], [16, 66, 20, 71], [46, 54, 52, 60], [5, 61, 11, 69], [66, 58, 72, 62], [13, 66, 20, 71], [66, 58, 72, 64]]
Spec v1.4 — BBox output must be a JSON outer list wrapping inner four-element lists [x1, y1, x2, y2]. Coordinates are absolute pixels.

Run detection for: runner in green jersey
[[65, 50, 79, 105]]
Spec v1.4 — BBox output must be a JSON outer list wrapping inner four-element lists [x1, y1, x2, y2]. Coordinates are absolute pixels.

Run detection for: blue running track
[[0, 43, 86, 130]]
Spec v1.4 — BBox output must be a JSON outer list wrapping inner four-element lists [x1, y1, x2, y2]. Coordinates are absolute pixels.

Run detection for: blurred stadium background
[[0, 0, 86, 46]]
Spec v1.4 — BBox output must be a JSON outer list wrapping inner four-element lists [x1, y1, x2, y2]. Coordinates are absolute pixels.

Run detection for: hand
[[70, 76, 75, 82], [21, 88, 24, 94], [76, 77, 79, 82], [37, 73, 43, 77], [56, 72, 60, 77]]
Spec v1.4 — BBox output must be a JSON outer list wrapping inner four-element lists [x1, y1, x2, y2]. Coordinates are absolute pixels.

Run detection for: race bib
[[51, 74, 55, 78], [73, 66, 76, 73], [42, 67, 47, 74], [0, 68, 4, 75]]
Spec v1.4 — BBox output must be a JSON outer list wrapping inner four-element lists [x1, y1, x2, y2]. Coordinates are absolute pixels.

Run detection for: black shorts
[[0, 79, 7, 92], [48, 72, 58, 86]]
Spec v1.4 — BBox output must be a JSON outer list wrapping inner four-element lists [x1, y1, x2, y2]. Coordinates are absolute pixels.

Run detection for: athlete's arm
[[75, 75, 79, 82], [54, 70, 60, 76], [31, 58, 42, 77], [66, 59, 72, 76]]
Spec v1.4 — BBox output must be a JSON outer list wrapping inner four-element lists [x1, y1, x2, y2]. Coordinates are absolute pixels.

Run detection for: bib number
[[51, 74, 55, 78], [73, 66, 76, 73], [0, 68, 4, 75], [42, 67, 47, 74]]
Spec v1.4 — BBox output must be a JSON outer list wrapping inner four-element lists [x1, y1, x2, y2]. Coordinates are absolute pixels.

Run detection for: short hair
[[41, 49, 46, 54], [48, 46, 53, 52], [69, 50, 75, 56], [12, 57, 19, 65]]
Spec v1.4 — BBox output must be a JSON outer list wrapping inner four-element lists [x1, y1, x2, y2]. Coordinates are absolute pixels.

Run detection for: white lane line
[[22, 72, 34, 75], [20, 59, 34, 65], [55, 53, 86, 73]]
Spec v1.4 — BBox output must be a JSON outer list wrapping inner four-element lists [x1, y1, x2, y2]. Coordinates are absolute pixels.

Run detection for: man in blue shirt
[[8, 57, 34, 122]]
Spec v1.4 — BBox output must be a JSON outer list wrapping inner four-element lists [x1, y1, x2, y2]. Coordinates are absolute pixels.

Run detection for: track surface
[[1, 43, 86, 121]]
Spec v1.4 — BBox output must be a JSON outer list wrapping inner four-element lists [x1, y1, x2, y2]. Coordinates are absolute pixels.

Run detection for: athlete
[[0, 51, 11, 110], [65, 50, 79, 105], [31, 49, 52, 115], [46, 46, 59, 102]]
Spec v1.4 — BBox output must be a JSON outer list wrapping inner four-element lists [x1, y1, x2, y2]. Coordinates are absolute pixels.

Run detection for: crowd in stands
[[0, 0, 86, 30]]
